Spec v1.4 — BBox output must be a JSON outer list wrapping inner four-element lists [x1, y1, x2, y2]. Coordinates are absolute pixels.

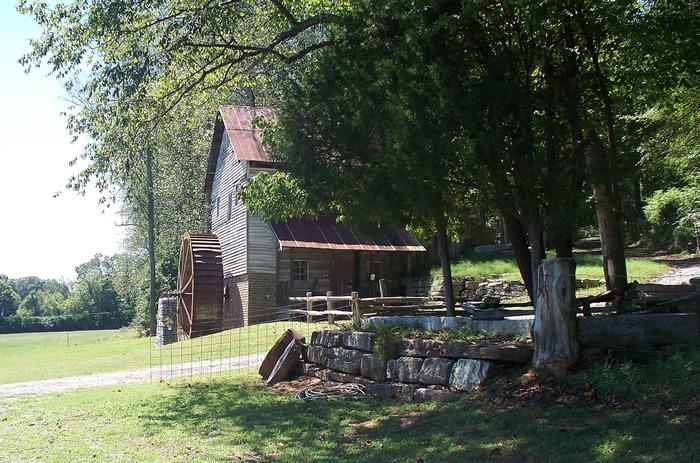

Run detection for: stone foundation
[[155, 297, 178, 347]]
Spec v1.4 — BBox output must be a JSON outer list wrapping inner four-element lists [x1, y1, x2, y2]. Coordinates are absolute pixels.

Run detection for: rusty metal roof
[[270, 216, 426, 252], [219, 105, 277, 162]]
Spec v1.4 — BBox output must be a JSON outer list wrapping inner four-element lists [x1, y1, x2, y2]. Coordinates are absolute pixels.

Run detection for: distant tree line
[[0, 254, 140, 333]]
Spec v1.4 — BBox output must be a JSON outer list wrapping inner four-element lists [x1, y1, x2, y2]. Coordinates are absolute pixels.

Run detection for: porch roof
[[270, 216, 425, 252]]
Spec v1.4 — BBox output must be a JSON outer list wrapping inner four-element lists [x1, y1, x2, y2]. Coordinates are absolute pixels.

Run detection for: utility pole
[[146, 148, 157, 336]]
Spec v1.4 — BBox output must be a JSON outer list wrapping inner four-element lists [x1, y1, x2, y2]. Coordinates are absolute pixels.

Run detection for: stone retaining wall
[[362, 315, 533, 337], [303, 330, 532, 402]]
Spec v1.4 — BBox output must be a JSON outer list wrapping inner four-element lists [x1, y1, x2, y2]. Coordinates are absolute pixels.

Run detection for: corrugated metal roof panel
[[219, 106, 278, 162], [270, 216, 425, 252]]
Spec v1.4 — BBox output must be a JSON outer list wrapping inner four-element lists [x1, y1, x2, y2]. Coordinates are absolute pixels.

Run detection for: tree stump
[[532, 258, 578, 378]]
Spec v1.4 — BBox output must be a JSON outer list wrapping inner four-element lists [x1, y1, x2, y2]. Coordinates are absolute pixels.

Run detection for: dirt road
[[0, 352, 266, 398], [651, 257, 700, 286]]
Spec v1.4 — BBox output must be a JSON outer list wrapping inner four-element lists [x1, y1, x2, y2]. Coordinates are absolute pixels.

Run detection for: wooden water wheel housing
[[176, 232, 224, 340]]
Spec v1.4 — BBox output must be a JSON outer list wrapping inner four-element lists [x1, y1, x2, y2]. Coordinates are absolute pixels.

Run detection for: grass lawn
[[0, 321, 330, 384], [2, 343, 699, 462], [432, 252, 669, 299], [437, 252, 669, 282]]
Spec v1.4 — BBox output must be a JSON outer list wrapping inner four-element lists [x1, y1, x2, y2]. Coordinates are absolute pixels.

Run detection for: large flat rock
[[449, 358, 496, 391], [441, 341, 533, 363], [387, 357, 424, 383], [472, 317, 533, 336], [366, 383, 416, 401], [341, 331, 375, 352], [417, 358, 453, 385], [311, 330, 343, 348], [307, 345, 364, 374], [361, 354, 387, 382]]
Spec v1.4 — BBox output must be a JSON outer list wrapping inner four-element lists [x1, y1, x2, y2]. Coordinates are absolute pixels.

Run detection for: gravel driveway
[[0, 352, 266, 398]]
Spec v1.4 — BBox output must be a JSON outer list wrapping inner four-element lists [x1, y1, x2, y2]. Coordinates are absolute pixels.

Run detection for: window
[[234, 184, 239, 205], [227, 192, 233, 221], [293, 260, 308, 281], [370, 261, 382, 281], [216, 197, 220, 218]]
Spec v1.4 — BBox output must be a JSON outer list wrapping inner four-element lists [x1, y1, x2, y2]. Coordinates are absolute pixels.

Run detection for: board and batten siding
[[246, 166, 278, 275], [210, 131, 248, 278]]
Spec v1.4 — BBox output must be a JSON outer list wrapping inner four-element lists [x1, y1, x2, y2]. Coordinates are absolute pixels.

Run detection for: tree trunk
[[146, 149, 158, 337], [585, 133, 627, 293], [503, 213, 533, 302], [575, 7, 627, 295], [436, 217, 456, 317], [528, 217, 546, 301], [532, 258, 578, 378]]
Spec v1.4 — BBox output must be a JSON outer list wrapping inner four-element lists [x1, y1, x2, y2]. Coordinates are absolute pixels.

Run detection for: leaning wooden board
[[259, 328, 305, 380], [265, 339, 302, 386]]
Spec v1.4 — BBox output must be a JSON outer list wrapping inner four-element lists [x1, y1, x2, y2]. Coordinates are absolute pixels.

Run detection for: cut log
[[532, 258, 578, 377], [265, 339, 302, 386], [258, 328, 305, 380], [577, 313, 699, 348]]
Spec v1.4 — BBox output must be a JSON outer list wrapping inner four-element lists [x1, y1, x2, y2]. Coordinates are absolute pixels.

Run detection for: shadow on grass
[[141, 377, 699, 463]]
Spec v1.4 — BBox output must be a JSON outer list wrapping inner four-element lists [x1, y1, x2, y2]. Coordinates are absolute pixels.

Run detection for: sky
[[0, 2, 123, 280]]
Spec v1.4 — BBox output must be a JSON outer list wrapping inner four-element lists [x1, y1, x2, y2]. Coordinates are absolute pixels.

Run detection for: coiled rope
[[294, 383, 367, 401]]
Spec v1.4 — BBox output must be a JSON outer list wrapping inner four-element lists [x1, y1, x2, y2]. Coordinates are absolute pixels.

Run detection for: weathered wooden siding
[[210, 132, 248, 277], [247, 166, 278, 275]]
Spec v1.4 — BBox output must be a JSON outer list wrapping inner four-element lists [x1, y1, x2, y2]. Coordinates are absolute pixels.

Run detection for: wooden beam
[[351, 291, 361, 325], [306, 291, 313, 323], [327, 291, 335, 324]]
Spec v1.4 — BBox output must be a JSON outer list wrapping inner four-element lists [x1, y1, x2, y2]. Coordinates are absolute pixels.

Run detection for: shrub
[[644, 188, 698, 251]]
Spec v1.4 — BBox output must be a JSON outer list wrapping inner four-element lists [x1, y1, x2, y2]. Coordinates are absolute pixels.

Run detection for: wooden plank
[[265, 339, 302, 386], [637, 284, 697, 294], [288, 296, 353, 302], [258, 328, 305, 380], [290, 309, 352, 317]]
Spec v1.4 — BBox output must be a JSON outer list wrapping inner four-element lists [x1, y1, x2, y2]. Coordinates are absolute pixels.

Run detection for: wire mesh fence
[[149, 299, 351, 383]]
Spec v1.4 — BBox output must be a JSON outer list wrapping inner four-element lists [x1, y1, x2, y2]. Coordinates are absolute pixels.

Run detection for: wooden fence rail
[[288, 278, 700, 324]]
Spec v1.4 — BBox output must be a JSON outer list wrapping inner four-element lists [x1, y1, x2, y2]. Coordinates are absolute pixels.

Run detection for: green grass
[[0, 321, 330, 384], [432, 252, 669, 300], [3, 343, 700, 463], [435, 252, 669, 282]]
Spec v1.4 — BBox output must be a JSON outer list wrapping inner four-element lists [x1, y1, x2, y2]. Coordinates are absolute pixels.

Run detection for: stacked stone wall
[[303, 329, 532, 402]]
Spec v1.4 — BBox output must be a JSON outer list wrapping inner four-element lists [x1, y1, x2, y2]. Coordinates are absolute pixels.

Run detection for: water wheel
[[176, 232, 224, 340]]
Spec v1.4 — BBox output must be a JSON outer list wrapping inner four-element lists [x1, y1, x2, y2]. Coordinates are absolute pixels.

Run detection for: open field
[[0, 321, 329, 385], [2, 342, 700, 462]]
